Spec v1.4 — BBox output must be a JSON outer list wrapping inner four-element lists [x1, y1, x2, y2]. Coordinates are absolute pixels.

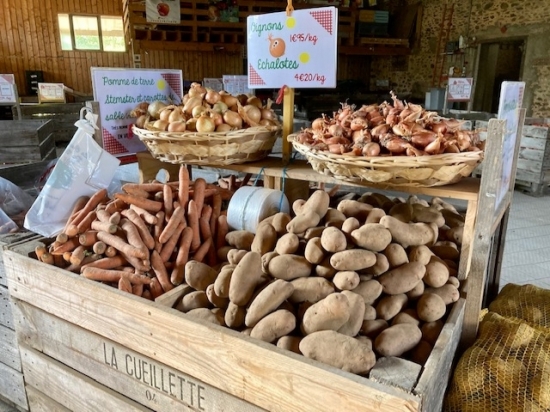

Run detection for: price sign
[[0, 74, 17, 103], [447, 77, 473, 102], [38, 83, 66, 103], [247, 7, 338, 89]]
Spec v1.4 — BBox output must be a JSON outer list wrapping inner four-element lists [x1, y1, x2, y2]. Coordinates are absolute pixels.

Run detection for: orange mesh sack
[[489, 283, 550, 331], [444, 312, 550, 412]]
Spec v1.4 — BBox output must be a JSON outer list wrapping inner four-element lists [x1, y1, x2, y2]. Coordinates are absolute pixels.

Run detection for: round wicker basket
[[288, 134, 484, 187], [133, 125, 281, 166]]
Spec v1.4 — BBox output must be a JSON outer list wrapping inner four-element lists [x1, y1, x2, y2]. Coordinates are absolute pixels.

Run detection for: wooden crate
[[475, 119, 550, 196], [0, 120, 56, 164], [12, 103, 84, 143], [5, 237, 465, 412]]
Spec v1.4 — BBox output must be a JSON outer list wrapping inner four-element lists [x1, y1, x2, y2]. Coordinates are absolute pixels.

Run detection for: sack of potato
[[177, 188, 464, 376]]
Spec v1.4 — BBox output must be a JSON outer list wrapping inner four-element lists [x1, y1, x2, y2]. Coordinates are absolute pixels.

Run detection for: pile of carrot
[[34, 166, 232, 300]]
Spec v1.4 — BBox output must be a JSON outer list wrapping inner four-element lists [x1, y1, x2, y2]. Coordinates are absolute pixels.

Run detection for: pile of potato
[[179, 189, 464, 375]]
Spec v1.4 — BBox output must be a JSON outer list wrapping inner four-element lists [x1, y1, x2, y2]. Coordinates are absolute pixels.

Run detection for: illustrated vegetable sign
[[247, 7, 338, 89]]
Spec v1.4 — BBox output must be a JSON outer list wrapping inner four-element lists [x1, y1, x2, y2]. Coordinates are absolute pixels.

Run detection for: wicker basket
[[289, 134, 484, 187], [133, 125, 281, 166]]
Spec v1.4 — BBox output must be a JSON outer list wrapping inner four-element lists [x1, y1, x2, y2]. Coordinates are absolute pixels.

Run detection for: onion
[[135, 115, 148, 129], [212, 101, 228, 114], [168, 120, 186, 132], [168, 108, 184, 123], [183, 97, 203, 115], [362, 142, 381, 157], [159, 106, 174, 122], [196, 113, 215, 133], [205, 89, 221, 105], [210, 111, 223, 126], [192, 105, 207, 118], [259, 119, 277, 127], [189, 83, 206, 98], [261, 108, 276, 121], [247, 96, 262, 108], [216, 123, 232, 132], [221, 94, 238, 108], [223, 110, 243, 129], [186, 118, 197, 132], [130, 102, 149, 117], [152, 119, 169, 131], [311, 118, 325, 132], [237, 94, 248, 105], [148, 101, 167, 119], [328, 124, 344, 138], [243, 105, 261, 124], [350, 117, 367, 131], [182, 93, 190, 105]]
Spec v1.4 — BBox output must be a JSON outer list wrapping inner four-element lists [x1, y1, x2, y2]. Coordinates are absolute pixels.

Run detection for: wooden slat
[[5, 248, 422, 412], [0, 361, 27, 410], [0, 133, 55, 163], [27, 386, 71, 412], [0, 323, 21, 371], [0, 287, 14, 330], [20, 345, 151, 412]]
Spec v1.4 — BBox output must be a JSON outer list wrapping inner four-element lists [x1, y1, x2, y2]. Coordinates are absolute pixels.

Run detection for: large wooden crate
[[12, 103, 84, 144], [0, 120, 56, 164], [5, 237, 464, 412]]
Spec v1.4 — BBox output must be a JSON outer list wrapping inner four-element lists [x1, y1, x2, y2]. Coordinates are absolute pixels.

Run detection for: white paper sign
[[0, 74, 16, 104], [247, 7, 338, 89], [447, 77, 473, 102], [91, 67, 183, 156], [495, 81, 525, 210], [38, 83, 66, 103], [146, 0, 181, 24]]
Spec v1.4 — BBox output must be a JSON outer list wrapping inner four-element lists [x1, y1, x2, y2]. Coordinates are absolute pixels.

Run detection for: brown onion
[[147, 101, 167, 119], [189, 83, 206, 98], [168, 108, 184, 123], [205, 89, 221, 105], [350, 117, 367, 131], [212, 102, 228, 114], [210, 111, 223, 126], [243, 105, 261, 124], [221, 94, 238, 108], [236, 94, 248, 105], [186, 118, 197, 132], [152, 119, 169, 131], [362, 142, 381, 157], [223, 110, 243, 128], [259, 119, 277, 127], [328, 124, 344, 138], [135, 114, 148, 129], [196, 113, 215, 133], [192, 105, 207, 118], [216, 123, 232, 132], [183, 97, 203, 115], [159, 106, 174, 122], [168, 120, 186, 132], [311, 118, 325, 132], [247, 96, 262, 108], [182, 93, 190, 105], [261, 108, 276, 121]]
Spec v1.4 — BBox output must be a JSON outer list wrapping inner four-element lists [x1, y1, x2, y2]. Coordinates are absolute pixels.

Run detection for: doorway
[[473, 39, 525, 113]]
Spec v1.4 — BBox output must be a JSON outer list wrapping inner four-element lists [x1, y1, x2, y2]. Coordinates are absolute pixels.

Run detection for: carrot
[[105, 199, 126, 215], [69, 245, 86, 266], [178, 165, 190, 210], [93, 241, 107, 255], [211, 193, 222, 219], [132, 282, 144, 297], [63, 196, 90, 230], [118, 276, 133, 293], [122, 183, 165, 193], [159, 206, 185, 244], [77, 211, 97, 234], [193, 178, 207, 216], [154, 211, 165, 253], [65, 254, 101, 273], [65, 224, 79, 238], [104, 245, 117, 257], [121, 209, 155, 250], [216, 215, 229, 250], [51, 237, 80, 255], [149, 278, 163, 299], [159, 221, 185, 262], [91, 220, 117, 234], [96, 209, 111, 223], [142, 289, 153, 301], [82, 255, 127, 271], [150, 250, 174, 292], [163, 184, 173, 218], [97, 231, 148, 260], [56, 233, 69, 244], [170, 227, 193, 285], [79, 230, 99, 247], [40, 253, 54, 265], [82, 267, 152, 284], [120, 219, 149, 258], [199, 217, 212, 242], [35, 245, 48, 261], [109, 211, 121, 225], [129, 205, 158, 225], [114, 193, 163, 213], [193, 237, 212, 263], [63, 251, 72, 262], [53, 254, 65, 268], [70, 189, 108, 227], [118, 252, 151, 273], [201, 204, 213, 222], [188, 200, 201, 252], [154, 191, 164, 202]]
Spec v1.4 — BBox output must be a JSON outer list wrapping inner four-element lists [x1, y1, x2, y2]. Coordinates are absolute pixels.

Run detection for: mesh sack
[[489, 283, 550, 332], [444, 312, 550, 412]]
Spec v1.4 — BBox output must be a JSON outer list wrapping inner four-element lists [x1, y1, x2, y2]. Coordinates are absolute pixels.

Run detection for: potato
[[338, 291, 365, 337], [380, 215, 438, 248], [206, 284, 229, 309], [431, 241, 460, 260], [365, 208, 386, 224], [179, 290, 210, 312], [417, 293, 446, 322], [363, 304, 376, 321], [289, 277, 334, 304], [446, 226, 463, 245], [275, 233, 300, 255], [425, 284, 460, 305], [304, 237, 325, 265], [421, 320, 444, 345], [424, 256, 450, 288], [217, 245, 233, 262], [406, 280, 425, 300], [374, 323, 422, 357], [186, 308, 223, 325], [268, 255, 312, 280], [225, 230, 255, 250], [271, 212, 292, 235], [341, 217, 360, 235], [350, 223, 392, 252], [261, 251, 278, 275], [227, 249, 248, 265], [337, 199, 373, 221], [304, 226, 325, 240], [300, 330, 376, 374], [365, 253, 389, 276], [277, 336, 302, 354], [245, 279, 294, 327], [213, 265, 234, 298], [392, 309, 420, 326], [361, 319, 389, 339], [250, 310, 296, 343], [225, 302, 246, 328], [376, 294, 408, 321], [333, 271, 360, 291], [251, 223, 277, 255], [287, 210, 322, 234], [229, 251, 263, 306], [324, 208, 347, 228], [330, 249, 377, 271], [359, 274, 374, 282], [409, 340, 433, 365], [388, 202, 414, 222], [446, 276, 460, 288], [383, 243, 409, 268], [441, 209, 464, 228], [315, 256, 337, 278], [321, 227, 347, 253], [185, 261, 218, 291], [407, 195, 429, 207], [211, 307, 226, 326], [292, 199, 306, 215], [408, 245, 434, 265], [377, 262, 425, 295], [411, 204, 445, 227], [302, 293, 350, 335], [302, 190, 330, 219], [355, 335, 373, 351], [487, 357, 527, 393], [353, 279, 383, 306]]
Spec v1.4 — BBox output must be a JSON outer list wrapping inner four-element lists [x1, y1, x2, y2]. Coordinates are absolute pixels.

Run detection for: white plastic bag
[[24, 108, 120, 237], [0, 176, 35, 232]]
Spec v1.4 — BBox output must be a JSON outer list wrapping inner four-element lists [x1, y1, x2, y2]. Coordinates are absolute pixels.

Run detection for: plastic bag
[[0, 176, 35, 232], [24, 108, 120, 237]]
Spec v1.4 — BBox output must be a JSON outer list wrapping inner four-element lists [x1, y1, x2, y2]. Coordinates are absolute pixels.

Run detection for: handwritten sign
[[495, 81, 525, 210], [447, 77, 473, 102], [0, 74, 16, 104], [247, 7, 338, 89], [146, 0, 181, 24], [91, 67, 182, 156], [38, 83, 66, 103]]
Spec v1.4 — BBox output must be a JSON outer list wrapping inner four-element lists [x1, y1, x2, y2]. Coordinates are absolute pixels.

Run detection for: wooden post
[[282, 87, 295, 165]]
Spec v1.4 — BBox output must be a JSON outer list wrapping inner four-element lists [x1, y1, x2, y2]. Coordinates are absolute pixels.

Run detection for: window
[[58, 14, 125, 52]]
